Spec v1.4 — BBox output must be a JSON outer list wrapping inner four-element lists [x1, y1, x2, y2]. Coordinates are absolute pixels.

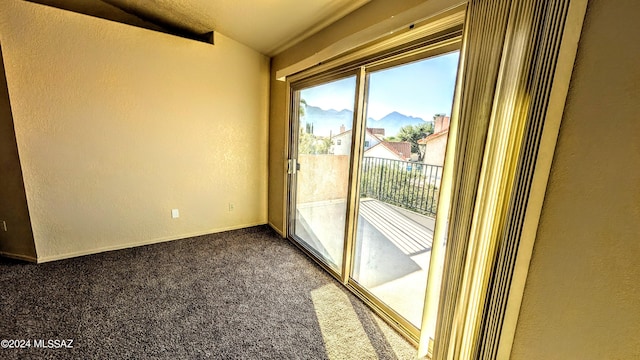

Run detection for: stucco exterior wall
[[423, 133, 448, 167]]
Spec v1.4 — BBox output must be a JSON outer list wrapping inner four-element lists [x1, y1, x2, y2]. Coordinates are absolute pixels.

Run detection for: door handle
[[287, 159, 298, 174]]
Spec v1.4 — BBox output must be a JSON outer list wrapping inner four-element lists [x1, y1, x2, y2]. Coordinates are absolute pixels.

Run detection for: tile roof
[[366, 141, 412, 160], [418, 129, 449, 144], [384, 141, 412, 158]]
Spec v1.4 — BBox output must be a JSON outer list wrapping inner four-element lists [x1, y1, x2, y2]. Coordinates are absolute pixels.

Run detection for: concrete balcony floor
[[294, 198, 437, 328]]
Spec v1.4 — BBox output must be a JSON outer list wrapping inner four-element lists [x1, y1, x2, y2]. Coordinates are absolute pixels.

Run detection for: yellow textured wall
[[0, 0, 269, 261], [268, 0, 463, 235], [511, 0, 640, 358], [0, 45, 36, 261]]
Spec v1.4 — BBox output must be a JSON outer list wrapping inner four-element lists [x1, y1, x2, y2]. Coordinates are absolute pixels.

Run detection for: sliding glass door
[[288, 47, 460, 342], [289, 75, 357, 274], [351, 53, 458, 329]]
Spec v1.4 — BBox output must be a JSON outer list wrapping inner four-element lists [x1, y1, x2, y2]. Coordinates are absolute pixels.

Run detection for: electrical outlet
[[228, 203, 234, 212], [1, 221, 6, 232], [171, 209, 180, 219]]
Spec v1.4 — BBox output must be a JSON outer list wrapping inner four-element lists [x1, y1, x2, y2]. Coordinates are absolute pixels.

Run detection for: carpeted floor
[[0, 225, 417, 359]]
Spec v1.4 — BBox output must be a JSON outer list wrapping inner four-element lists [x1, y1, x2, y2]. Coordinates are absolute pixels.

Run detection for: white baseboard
[[36, 221, 267, 263]]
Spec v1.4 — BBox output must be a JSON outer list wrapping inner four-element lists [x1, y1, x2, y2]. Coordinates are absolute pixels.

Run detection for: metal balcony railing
[[360, 157, 443, 217]]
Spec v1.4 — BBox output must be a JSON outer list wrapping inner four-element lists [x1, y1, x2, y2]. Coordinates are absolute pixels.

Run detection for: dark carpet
[[0, 226, 416, 359]]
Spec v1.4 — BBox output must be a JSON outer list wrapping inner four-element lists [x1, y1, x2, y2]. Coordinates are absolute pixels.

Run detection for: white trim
[[275, 0, 466, 80], [418, 5, 468, 354], [0, 251, 37, 263], [496, 0, 589, 358], [268, 0, 371, 56], [35, 222, 267, 263]]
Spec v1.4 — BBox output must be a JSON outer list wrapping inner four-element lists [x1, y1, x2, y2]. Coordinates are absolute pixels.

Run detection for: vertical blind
[[433, 0, 573, 359]]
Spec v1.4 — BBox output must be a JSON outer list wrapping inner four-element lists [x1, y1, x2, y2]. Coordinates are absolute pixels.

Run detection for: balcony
[[360, 157, 443, 217], [295, 156, 443, 327]]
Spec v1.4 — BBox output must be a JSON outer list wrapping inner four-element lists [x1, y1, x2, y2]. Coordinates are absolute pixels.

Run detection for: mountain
[[304, 106, 354, 136], [303, 105, 431, 137], [369, 111, 428, 136]]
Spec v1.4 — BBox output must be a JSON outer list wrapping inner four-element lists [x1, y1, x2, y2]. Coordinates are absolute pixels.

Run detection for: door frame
[[285, 29, 464, 345], [286, 69, 361, 282]]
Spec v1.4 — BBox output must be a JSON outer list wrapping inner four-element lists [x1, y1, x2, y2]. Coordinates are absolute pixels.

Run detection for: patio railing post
[[359, 157, 441, 217], [377, 159, 384, 199]]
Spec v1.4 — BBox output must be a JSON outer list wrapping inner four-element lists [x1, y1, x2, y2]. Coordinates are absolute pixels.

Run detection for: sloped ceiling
[[25, 0, 370, 55]]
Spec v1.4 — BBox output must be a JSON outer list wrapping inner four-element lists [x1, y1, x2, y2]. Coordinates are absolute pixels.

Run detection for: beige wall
[[0, 0, 270, 261], [0, 45, 36, 261], [511, 0, 640, 358], [268, 0, 463, 235], [423, 133, 448, 167], [296, 155, 350, 204]]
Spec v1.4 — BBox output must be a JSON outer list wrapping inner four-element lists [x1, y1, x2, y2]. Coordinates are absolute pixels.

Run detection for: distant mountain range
[[304, 105, 431, 137]]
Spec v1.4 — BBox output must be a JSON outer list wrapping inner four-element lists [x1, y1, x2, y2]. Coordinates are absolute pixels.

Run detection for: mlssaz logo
[[34, 339, 74, 349]]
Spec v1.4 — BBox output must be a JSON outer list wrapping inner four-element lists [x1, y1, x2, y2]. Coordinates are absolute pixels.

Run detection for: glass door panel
[[351, 52, 460, 328], [290, 76, 357, 273]]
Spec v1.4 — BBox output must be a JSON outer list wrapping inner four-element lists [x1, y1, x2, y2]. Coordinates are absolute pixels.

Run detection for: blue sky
[[300, 51, 460, 121]]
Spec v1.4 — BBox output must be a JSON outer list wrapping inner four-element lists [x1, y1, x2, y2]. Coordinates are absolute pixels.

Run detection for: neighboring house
[[368, 128, 385, 137], [419, 114, 450, 166], [330, 129, 353, 155], [331, 126, 382, 155], [363, 141, 411, 161]]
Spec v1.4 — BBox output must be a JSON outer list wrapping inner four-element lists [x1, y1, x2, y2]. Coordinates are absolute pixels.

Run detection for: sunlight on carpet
[[311, 283, 378, 359]]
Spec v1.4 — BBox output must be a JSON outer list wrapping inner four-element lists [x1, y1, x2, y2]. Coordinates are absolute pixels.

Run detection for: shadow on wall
[[0, 44, 37, 261], [24, 0, 214, 44]]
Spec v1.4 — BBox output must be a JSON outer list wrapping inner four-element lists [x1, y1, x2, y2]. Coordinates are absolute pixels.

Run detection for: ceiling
[[25, 0, 370, 55]]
